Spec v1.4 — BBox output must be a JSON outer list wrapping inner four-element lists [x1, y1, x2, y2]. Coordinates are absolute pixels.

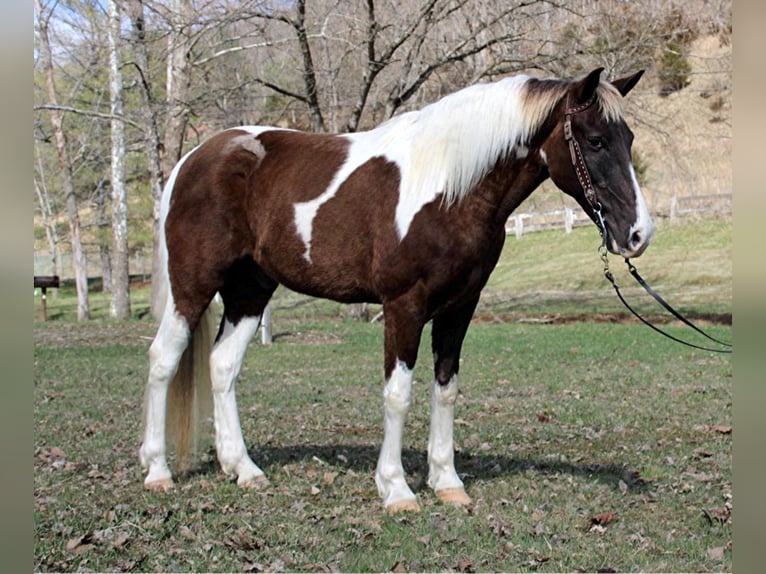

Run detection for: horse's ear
[[611, 70, 645, 97], [573, 67, 604, 105]]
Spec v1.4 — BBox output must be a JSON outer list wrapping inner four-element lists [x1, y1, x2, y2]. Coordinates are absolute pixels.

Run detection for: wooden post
[[260, 304, 272, 345], [34, 275, 60, 321]]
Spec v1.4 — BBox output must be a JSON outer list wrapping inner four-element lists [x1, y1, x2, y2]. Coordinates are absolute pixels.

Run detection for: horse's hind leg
[[210, 315, 266, 486], [140, 306, 191, 491], [211, 258, 277, 487]]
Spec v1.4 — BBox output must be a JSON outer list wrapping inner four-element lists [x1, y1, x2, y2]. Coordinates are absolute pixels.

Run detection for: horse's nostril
[[630, 230, 642, 247]]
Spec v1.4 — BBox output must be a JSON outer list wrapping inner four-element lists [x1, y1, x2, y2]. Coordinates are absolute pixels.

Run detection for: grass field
[[34, 218, 732, 572]]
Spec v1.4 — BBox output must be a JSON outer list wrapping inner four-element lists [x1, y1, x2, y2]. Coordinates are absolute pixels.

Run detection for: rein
[[563, 95, 732, 354]]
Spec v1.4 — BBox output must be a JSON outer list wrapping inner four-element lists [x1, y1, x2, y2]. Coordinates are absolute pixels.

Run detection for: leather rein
[[563, 95, 732, 354]]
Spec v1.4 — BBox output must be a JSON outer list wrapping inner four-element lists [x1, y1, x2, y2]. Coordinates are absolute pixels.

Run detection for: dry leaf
[[66, 533, 95, 554], [456, 558, 474, 572], [391, 559, 407, 573], [323, 471, 339, 486], [111, 531, 131, 550], [587, 512, 618, 530], [707, 546, 725, 560], [39, 447, 67, 469], [416, 535, 431, 546]]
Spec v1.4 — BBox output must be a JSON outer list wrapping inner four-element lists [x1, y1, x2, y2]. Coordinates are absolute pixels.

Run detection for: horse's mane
[[362, 73, 625, 207]]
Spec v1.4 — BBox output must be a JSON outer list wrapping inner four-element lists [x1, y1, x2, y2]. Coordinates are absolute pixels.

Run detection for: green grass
[[34, 317, 731, 572], [34, 217, 732, 572]]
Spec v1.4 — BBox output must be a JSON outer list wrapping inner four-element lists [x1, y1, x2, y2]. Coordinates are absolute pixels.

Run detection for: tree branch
[[34, 104, 144, 130]]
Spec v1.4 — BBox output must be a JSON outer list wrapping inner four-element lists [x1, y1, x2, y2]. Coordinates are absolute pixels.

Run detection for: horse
[[140, 67, 653, 512]]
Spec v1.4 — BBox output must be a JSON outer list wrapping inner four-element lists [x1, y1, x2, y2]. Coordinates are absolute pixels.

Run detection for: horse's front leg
[[427, 297, 479, 507], [375, 300, 426, 513]]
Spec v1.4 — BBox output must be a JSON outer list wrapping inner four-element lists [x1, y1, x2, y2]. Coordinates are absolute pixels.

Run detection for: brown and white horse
[[140, 68, 653, 512]]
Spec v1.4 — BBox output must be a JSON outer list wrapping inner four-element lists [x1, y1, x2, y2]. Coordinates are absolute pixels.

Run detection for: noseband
[[562, 93, 732, 354]]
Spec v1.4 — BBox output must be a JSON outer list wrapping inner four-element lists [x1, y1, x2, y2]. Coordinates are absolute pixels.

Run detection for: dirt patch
[[472, 311, 732, 326]]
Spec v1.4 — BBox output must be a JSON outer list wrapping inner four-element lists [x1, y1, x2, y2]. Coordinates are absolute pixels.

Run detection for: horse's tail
[[165, 302, 216, 472]]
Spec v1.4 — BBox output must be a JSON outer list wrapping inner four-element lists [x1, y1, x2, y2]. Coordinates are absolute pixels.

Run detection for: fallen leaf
[[537, 412, 550, 423], [456, 558, 474, 572], [323, 471, 339, 486], [111, 531, 131, 550], [242, 562, 264, 572], [39, 447, 67, 469], [66, 533, 95, 554], [587, 512, 618, 530], [707, 546, 725, 560], [391, 560, 407, 573], [703, 505, 732, 525]]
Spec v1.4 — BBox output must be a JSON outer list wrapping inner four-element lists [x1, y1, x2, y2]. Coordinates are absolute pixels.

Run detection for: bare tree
[[33, 138, 61, 278], [161, 0, 195, 177], [35, 0, 90, 321], [107, 0, 131, 319], [125, 0, 165, 318]]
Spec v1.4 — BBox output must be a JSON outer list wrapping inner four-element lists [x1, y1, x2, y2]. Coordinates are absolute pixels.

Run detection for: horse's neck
[[472, 153, 550, 227]]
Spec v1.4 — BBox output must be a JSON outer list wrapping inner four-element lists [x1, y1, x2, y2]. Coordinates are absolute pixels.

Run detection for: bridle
[[563, 94, 732, 354]]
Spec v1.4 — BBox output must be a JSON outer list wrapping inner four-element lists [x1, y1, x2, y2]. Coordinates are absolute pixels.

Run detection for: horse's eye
[[588, 136, 605, 150]]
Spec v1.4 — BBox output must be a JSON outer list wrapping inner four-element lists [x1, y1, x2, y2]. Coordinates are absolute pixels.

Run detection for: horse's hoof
[[145, 478, 175, 492], [436, 487, 472, 507], [239, 474, 270, 489], [386, 499, 421, 514]]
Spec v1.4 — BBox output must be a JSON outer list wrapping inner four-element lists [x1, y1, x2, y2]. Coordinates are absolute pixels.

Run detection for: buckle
[[563, 118, 572, 141]]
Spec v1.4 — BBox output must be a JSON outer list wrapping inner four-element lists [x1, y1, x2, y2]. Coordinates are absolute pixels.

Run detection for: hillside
[[519, 34, 732, 217]]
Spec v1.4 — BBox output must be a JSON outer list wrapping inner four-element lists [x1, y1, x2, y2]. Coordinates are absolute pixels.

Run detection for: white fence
[[669, 193, 732, 222], [506, 193, 732, 239], [505, 207, 592, 238]]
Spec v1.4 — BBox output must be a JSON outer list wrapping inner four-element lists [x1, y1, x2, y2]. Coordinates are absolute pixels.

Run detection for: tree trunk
[[161, 0, 193, 177], [107, 0, 131, 319], [125, 0, 166, 319], [35, 0, 90, 320], [33, 140, 60, 279], [93, 182, 112, 294], [295, 0, 325, 133]]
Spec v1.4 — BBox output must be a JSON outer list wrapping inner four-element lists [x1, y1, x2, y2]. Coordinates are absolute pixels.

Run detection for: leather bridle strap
[[564, 94, 600, 214]]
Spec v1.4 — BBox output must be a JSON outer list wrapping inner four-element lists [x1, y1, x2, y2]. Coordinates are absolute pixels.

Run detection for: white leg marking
[[140, 305, 190, 487], [210, 316, 265, 486], [427, 376, 465, 493], [376, 360, 418, 510]]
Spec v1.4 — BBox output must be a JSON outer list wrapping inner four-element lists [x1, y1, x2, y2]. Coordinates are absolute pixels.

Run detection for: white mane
[[344, 73, 623, 238], [406, 75, 537, 205]]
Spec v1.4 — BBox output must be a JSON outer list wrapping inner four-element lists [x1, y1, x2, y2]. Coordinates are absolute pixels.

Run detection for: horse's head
[[542, 68, 653, 258]]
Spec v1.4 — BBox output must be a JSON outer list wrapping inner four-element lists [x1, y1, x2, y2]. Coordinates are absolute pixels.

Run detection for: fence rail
[[670, 193, 732, 222], [505, 207, 592, 238]]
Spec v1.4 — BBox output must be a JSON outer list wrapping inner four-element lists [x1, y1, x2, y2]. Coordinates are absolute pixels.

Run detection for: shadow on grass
[[183, 443, 646, 492]]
